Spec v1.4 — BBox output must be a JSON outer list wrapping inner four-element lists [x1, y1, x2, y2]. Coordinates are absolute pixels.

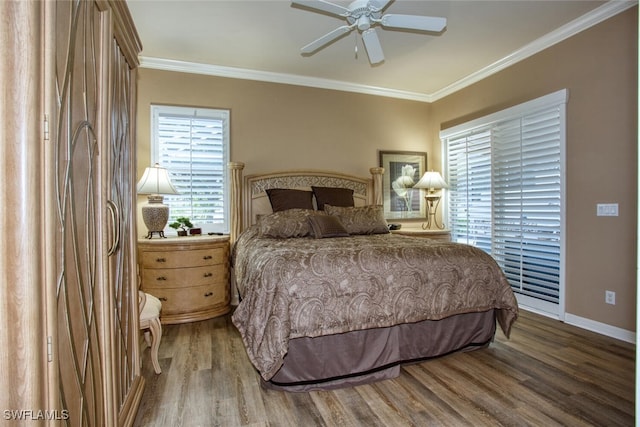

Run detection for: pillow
[[308, 214, 350, 239], [324, 205, 389, 235], [259, 209, 315, 238], [311, 186, 355, 210], [266, 188, 314, 212]]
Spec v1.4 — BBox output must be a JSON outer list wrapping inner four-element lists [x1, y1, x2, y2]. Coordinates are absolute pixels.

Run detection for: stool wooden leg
[[144, 330, 152, 348], [149, 317, 163, 374]]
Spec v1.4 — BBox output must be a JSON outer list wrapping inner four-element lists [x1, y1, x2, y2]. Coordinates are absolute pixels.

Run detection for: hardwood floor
[[133, 310, 634, 427]]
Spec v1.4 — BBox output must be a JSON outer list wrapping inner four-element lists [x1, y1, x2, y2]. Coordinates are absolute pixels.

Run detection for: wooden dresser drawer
[[140, 246, 226, 269], [141, 264, 227, 288], [144, 283, 228, 316]]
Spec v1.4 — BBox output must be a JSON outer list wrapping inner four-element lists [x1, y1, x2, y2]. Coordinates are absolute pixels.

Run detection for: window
[[151, 105, 230, 233], [441, 90, 566, 317]]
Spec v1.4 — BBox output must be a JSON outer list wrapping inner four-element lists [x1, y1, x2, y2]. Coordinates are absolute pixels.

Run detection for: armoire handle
[[107, 200, 120, 256]]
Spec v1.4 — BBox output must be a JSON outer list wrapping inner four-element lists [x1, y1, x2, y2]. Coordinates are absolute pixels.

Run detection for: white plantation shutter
[[442, 90, 566, 316], [447, 128, 493, 253], [151, 106, 230, 233]]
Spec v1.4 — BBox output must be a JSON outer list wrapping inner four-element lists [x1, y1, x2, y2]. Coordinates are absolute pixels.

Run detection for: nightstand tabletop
[[390, 227, 451, 241]]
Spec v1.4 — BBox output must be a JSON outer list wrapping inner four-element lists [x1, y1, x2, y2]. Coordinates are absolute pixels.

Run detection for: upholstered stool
[[139, 291, 163, 374]]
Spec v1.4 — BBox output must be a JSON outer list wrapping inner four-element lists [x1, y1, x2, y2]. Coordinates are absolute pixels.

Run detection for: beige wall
[[136, 7, 637, 331], [136, 72, 432, 177], [136, 71, 432, 233], [431, 7, 638, 330]]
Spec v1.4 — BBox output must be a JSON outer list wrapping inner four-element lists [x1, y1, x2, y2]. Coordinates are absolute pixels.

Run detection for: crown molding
[[139, 0, 636, 104], [139, 57, 434, 102], [430, 0, 637, 101]]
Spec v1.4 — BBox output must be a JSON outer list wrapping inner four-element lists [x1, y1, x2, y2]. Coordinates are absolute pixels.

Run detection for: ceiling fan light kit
[[293, 0, 447, 65]]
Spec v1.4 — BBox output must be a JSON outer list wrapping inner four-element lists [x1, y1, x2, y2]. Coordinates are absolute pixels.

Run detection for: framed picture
[[378, 150, 427, 219]]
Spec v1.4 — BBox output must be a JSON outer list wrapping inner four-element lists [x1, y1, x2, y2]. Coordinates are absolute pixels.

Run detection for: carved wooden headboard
[[227, 163, 384, 243]]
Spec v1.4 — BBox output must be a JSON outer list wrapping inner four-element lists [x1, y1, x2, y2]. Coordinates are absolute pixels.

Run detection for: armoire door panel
[[108, 33, 140, 421], [54, 1, 105, 425], [50, 1, 143, 425]]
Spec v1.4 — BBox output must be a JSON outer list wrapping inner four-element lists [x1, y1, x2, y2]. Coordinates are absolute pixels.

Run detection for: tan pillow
[[324, 205, 389, 235], [259, 209, 315, 238], [308, 215, 350, 239]]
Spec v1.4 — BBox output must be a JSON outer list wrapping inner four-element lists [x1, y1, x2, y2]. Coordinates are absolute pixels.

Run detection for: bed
[[228, 164, 518, 391]]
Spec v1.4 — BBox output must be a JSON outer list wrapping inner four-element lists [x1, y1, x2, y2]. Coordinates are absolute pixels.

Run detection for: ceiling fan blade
[[361, 28, 384, 65], [371, 0, 393, 12], [291, 0, 350, 17], [380, 14, 447, 32], [301, 25, 354, 54]]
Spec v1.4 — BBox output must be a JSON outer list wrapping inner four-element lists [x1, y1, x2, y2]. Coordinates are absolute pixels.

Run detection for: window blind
[[447, 128, 493, 253], [151, 106, 230, 233], [442, 90, 566, 315]]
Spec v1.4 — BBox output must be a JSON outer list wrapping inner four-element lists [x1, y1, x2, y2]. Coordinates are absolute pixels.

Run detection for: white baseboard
[[563, 312, 636, 344], [516, 299, 636, 344]]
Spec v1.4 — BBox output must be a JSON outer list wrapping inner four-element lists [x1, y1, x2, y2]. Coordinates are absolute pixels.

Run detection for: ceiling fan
[[292, 0, 447, 65]]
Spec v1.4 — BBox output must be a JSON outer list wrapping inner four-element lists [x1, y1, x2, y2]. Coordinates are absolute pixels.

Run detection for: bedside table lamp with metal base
[[413, 171, 448, 230], [137, 163, 179, 239]]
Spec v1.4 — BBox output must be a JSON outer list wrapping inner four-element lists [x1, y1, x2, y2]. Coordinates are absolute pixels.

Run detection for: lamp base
[[422, 194, 446, 230], [142, 196, 170, 239]]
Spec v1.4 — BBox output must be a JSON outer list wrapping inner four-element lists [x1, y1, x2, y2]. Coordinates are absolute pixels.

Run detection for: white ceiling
[[127, 0, 633, 102]]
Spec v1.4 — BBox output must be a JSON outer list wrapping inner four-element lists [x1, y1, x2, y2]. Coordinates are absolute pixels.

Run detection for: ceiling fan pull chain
[[354, 33, 358, 59]]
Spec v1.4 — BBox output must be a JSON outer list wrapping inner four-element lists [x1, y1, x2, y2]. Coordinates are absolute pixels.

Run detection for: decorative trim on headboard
[[226, 164, 384, 244], [250, 175, 368, 196]]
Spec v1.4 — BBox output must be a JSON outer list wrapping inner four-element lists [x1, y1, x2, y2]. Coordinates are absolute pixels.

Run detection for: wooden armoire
[[1, 0, 144, 425]]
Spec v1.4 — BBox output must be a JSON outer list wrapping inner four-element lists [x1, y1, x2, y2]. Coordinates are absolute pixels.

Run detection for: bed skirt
[[261, 309, 497, 392]]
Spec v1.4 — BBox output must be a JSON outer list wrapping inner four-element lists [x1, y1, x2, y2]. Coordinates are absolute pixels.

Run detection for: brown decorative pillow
[[259, 209, 315, 238], [308, 214, 350, 239], [266, 188, 314, 212], [312, 186, 355, 210], [324, 205, 389, 235]]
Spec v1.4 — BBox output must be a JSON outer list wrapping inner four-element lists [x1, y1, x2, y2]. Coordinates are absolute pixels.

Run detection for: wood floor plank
[[333, 386, 390, 427], [308, 390, 361, 427], [407, 359, 511, 426], [134, 309, 635, 426]]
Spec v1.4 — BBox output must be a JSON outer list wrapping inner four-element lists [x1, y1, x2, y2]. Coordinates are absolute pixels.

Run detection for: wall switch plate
[[597, 203, 619, 216], [605, 290, 616, 305]]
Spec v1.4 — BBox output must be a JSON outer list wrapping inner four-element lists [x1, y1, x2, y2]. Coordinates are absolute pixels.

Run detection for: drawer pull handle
[[204, 292, 213, 297], [157, 276, 167, 281], [203, 255, 213, 260], [159, 297, 168, 302], [204, 272, 213, 278], [156, 257, 166, 263]]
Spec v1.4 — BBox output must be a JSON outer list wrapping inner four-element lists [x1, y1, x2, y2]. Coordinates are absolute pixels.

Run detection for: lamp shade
[[137, 163, 179, 195], [413, 171, 448, 190]]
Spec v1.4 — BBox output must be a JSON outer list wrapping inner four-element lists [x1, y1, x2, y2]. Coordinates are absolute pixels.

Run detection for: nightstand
[[390, 227, 451, 242], [137, 235, 230, 324]]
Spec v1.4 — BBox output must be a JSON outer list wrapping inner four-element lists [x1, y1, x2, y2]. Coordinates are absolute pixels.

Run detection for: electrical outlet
[[605, 290, 616, 305]]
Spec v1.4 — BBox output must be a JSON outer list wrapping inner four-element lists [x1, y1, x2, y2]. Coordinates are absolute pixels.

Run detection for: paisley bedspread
[[231, 226, 518, 380]]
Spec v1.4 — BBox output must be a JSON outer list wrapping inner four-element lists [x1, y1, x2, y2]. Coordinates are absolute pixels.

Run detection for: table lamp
[[137, 163, 179, 238], [413, 171, 448, 230]]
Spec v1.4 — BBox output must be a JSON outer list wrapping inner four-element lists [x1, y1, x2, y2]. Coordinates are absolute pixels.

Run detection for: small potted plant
[[169, 217, 193, 236]]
